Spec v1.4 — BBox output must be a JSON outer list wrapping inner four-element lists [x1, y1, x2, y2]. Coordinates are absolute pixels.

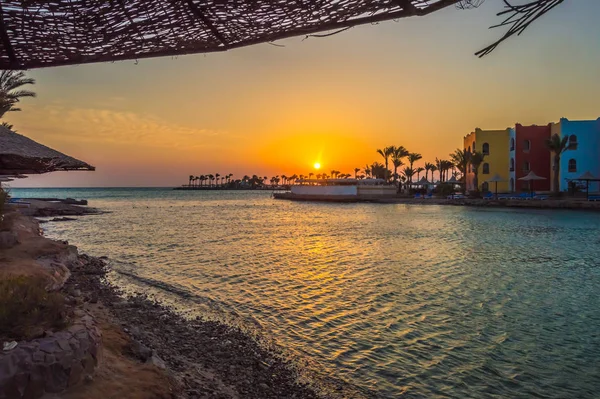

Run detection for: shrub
[[434, 183, 456, 198], [0, 276, 68, 341]]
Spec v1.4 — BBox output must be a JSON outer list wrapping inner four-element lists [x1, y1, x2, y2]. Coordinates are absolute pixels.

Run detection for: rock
[[148, 353, 167, 370], [0, 231, 18, 249], [84, 374, 94, 384], [90, 292, 99, 304], [259, 383, 270, 391], [129, 340, 152, 362], [72, 289, 82, 297], [3, 341, 18, 351]]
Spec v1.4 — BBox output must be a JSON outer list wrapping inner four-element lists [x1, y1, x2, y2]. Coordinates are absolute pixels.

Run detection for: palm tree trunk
[[553, 154, 560, 194]]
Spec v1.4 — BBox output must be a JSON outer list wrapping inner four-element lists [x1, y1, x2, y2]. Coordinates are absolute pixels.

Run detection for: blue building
[[552, 118, 600, 192]]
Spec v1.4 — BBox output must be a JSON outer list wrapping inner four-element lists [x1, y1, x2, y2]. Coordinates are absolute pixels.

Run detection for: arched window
[[569, 135, 578, 149], [523, 140, 531, 152], [510, 158, 515, 172], [467, 146, 471, 153], [523, 161, 530, 172], [510, 178, 515, 192], [473, 141, 476, 150], [482, 182, 489, 192], [482, 143, 490, 155], [482, 163, 490, 174], [510, 138, 515, 151], [568, 158, 577, 173]]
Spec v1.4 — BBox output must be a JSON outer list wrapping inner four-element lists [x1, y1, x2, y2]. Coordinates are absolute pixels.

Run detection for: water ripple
[[18, 188, 600, 399]]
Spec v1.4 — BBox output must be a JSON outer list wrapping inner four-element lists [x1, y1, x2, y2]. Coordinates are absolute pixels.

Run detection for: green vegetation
[[0, 276, 68, 341], [0, 71, 36, 119]]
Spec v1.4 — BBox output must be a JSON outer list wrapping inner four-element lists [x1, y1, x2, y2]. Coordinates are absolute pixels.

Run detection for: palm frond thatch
[[0, 126, 95, 174], [0, 0, 563, 69]]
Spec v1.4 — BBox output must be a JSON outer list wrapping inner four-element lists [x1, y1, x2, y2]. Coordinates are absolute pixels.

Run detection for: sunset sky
[[8, 1, 600, 187]]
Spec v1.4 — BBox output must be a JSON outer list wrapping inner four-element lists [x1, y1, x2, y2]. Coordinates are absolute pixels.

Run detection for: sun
[[313, 162, 321, 170]]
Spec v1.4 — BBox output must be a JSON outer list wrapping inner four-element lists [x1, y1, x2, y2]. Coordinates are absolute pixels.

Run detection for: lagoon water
[[12, 188, 600, 398]]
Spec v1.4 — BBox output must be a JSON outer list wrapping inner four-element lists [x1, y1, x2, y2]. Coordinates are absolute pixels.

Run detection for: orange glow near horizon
[[8, 1, 600, 188]]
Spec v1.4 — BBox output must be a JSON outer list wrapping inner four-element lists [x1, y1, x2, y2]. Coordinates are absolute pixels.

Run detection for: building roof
[[0, 127, 95, 175], [0, 0, 562, 69]]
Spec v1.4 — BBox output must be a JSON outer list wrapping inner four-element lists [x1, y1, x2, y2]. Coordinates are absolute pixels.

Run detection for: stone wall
[[0, 309, 102, 399]]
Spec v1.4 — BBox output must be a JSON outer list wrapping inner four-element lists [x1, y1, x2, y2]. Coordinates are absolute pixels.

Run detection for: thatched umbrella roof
[[0, 0, 562, 69], [0, 126, 94, 175], [518, 171, 546, 181]]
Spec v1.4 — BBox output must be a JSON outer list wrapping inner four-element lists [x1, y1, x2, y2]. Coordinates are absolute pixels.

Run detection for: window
[[482, 182, 489, 192], [473, 141, 476, 150], [482, 143, 490, 155], [482, 163, 490, 174], [510, 138, 515, 151], [523, 161, 530, 172], [467, 146, 471, 153], [568, 158, 577, 173], [523, 140, 531, 152], [569, 135, 578, 149], [510, 178, 515, 192], [510, 158, 515, 172]]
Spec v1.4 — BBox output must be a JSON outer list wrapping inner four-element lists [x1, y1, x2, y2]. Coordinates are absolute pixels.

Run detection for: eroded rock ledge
[[0, 310, 102, 399]]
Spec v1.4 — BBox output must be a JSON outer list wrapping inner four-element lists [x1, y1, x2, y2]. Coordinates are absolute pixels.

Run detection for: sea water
[[11, 188, 600, 398]]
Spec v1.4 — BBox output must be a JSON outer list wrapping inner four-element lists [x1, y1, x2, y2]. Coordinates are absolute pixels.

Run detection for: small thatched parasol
[[0, 126, 94, 175], [486, 173, 505, 198], [518, 171, 546, 197], [416, 177, 431, 186], [445, 176, 461, 185], [574, 171, 600, 200]]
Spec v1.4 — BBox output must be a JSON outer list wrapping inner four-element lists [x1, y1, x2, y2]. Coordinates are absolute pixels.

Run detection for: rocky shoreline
[[68, 254, 323, 399]]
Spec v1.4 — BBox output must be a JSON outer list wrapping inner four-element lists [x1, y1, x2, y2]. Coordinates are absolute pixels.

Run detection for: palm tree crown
[[0, 71, 36, 118]]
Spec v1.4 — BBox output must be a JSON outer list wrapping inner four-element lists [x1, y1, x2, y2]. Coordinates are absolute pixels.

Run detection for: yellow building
[[463, 128, 511, 192]]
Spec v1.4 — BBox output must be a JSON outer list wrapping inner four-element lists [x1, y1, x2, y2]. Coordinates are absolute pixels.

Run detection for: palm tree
[[402, 166, 415, 190], [370, 162, 387, 179], [407, 153, 422, 171], [364, 164, 372, 178], [444, 160, 455, 182], [0, 71, 36, 118], [391, 146, 409, 183], [424, 162, 434, 182], [281, 175, 288, 185], [430, 165, 438, 182], [435, 158, 444, 182], [308, 172, 314, 179], [546, 133, 574, 194], [376, 146, 395, 182], [354, 168, 360, 179], [416, 167, 425, 181], [188, 175, 194, 187], [208, 174, 214, 187], [450, 149, 470, 192], [469, 151, 486, 193]]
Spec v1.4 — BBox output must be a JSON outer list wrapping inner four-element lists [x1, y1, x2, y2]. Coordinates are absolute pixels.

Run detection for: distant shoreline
[[173, 186, 280, 191], [273, 194, 600, 211]]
